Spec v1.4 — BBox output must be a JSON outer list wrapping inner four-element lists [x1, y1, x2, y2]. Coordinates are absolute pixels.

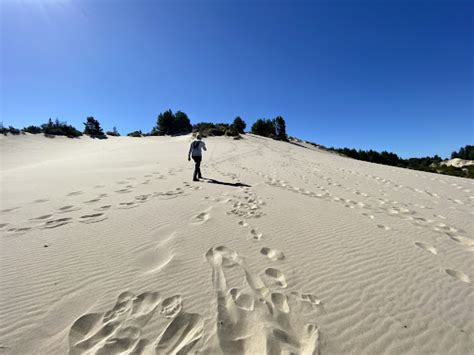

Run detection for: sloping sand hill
[[0, 134, 472, 354]]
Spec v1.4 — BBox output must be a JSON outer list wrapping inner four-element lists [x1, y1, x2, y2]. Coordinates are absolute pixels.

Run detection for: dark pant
[[192, 156, 202, 180]]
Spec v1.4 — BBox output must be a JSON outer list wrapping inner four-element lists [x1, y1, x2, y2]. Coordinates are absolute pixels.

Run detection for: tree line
[[325, 145, 474, 178], [1, 111, 288, 141]]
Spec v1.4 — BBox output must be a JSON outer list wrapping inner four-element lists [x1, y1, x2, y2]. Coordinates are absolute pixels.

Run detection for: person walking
[[188, 134, 207, 181]]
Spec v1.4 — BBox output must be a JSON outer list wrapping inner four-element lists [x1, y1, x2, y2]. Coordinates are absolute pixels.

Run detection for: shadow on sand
[[201, 178, 251, 188]]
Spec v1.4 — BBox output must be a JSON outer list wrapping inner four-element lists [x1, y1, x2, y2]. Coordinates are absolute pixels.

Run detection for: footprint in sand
[[42, 217, 73, 229], [57, 205, 81, 214], [193, 212, 210, 223], [134, 194, 151, 203], [264, 268, 287, 288], [414, 242, 438, 255], [33, 198, 49, 203], [238, 220, 249, 227], [1, 207, 20, 213], [95, 205, 112, 212], [260, 247, 285, 261], [115, 189, 132, 194], [69, 291, 163, 355], [250, 229, 263, 240], [445, 269, 471, 284], [118, 202, 139, 209], [448, 235, 474, 249], [30, 214, 54, 221], [7, 227, 32, 234], [83, 198, 101, 204], [206, 245, 320, 354], [161, 295, 183, 318], [376, 224, 392, 231], [67, 191, 84, 197], [0, 223, 9, 229], [79, 213, 107, 224]]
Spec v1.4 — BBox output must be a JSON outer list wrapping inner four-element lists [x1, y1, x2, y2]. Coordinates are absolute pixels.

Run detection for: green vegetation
[[151, 109, 192, 136], [232, 116, 246, 134], [1, 125, 21, 135], [451, 145, 473, 160], [192, 122, 240, 137], [83, 117, 106, 139], [42, 119, 83, 138], [327, 145, 474, 179], [127, 130, 143, 137], [106, 126, 121, 137], [251, 116, 288, 141], [23, 125, 42, 134]]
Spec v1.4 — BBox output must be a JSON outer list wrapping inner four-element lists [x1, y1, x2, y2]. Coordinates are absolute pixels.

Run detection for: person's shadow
[[201, 178, 251, 188]]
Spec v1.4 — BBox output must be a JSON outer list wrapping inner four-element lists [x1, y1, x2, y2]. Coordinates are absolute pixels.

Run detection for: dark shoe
[[193, 178, 199, 181]]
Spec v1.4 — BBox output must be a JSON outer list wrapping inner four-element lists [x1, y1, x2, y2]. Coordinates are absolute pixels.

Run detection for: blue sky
[[1, 0, 472, 158]]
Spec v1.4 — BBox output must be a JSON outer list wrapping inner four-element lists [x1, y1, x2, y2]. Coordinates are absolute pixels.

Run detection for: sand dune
[[0, 134, 472, 354]]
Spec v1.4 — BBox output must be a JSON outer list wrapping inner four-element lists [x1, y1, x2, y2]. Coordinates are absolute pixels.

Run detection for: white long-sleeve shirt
[[189, 140, 207, 157]]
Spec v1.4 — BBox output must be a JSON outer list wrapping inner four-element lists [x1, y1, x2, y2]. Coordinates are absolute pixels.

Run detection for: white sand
[[0, 134, 473, 354]]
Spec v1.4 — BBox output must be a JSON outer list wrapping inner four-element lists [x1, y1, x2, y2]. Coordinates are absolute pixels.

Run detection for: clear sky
[[1, 0, 472, 158]]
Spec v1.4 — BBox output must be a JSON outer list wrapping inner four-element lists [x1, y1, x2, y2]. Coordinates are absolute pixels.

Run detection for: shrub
[[232, 116, 246, 134], [127, 130, 143, 137], [106, 126, 121, 136], [225, 125, 240, 137], [8, 126, 21, 135], [41, 118, 82, 138], [192, 122, 240, 137], [23, 125, 42, 134], [0, 123, 7, 135], [83, 116, 106, 138]]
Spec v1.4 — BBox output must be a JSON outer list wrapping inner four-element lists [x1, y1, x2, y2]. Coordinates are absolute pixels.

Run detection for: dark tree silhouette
[[154, 109, 191, 136], [232, 116, 246, 134], [41, 118, 82, 138], [251, 119, 276, 137], [83, 117, 106, 138], [451, 145, 474, 160], [174, 111, 193, 135], [127, 130, 143, 137], [273, 116, 288, 141], [23, 125, 42, 134]]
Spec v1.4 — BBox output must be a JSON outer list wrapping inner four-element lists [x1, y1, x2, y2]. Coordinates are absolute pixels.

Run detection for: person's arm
[[188, 143, 193, 160], [202, 142, 207, 151]]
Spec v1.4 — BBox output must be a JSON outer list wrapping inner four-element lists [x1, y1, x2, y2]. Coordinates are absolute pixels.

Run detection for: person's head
[[196, 134, 202, 140]]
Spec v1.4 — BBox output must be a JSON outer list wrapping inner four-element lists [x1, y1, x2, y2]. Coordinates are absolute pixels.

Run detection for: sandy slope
[[0, 134, 473, 354]]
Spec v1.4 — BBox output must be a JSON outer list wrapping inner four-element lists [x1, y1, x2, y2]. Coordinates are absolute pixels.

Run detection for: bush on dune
[[23, 125, 42, 134], [83, 116, 107, 139], [127, 130, 143, 137], [41, 119, 82, 138], [106, 126, 121, 137], [192, 122, 240, 137]]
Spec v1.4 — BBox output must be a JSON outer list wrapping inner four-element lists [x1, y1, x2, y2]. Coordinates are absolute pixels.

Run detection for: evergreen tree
[[83, 116, 106, 138], [273, 116, 288, 141], [156, 109, 175, 135], [174, 111, 192, 134], [232, 116, 246, 134]]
